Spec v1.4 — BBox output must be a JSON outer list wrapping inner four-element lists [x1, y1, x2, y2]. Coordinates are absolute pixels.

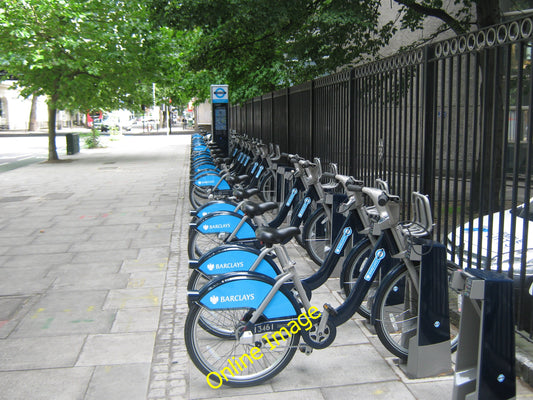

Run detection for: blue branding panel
[[255, 165, 265, 179], [297, 197, 312, 218], [334, 227, 353, 254], [286, 188, 298, 206], [364, 249, 386, 281], [197, 214, 255, 239], [244, 155, 250, 166], [218, 180, 230, 190], [194, 174, 219, 187], [197, 203, 243, 218], [194, 164, 216, 172], [197, 251, 277, 278], [200, 280, 297, 318]]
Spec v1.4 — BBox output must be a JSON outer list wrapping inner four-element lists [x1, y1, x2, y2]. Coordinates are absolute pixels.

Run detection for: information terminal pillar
[[211, 85, 229, 157]]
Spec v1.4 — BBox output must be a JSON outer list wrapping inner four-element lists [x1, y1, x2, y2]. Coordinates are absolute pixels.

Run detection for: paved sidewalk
[[0, 134, 531, 399]]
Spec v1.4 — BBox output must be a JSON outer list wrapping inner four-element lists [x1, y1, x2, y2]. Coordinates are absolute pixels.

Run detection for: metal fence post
[[421, 46, 437, 198]]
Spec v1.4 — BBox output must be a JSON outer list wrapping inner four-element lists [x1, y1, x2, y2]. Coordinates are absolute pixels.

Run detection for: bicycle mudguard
[[190, 272, 300, 319], [192, 163, 217, 173], [193, 211, 255, 239], [190, 245, 280, 279], [192, 173, 231, 190], [193, 201, 242, 219]]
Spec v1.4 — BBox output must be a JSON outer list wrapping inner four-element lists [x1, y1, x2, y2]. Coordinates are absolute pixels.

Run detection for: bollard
[[405, 240, 453, 378], [451, 268, 515, 400]]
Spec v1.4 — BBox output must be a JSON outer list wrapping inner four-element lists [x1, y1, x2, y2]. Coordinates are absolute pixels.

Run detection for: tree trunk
[[28, 93, 38, 131], [47, 103, 59, 161]]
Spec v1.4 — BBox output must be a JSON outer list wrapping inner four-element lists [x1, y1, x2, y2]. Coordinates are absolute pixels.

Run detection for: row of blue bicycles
[[185, 131, 461, 388]]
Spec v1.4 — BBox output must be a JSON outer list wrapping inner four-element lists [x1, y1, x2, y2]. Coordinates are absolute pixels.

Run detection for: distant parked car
[[93, 119, 109, 132], [447, 199, 533, 281]]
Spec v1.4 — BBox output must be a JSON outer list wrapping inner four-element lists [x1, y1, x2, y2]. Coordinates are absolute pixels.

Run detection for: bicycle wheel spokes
[[188, 230, 229, 259], [374, 267, 419, 358], [374, 262, 461, 360], [303, 209, 331, 265], [186, 305, 299, 387]]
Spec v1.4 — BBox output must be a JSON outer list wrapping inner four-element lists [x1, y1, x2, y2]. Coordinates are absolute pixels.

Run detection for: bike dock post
[[450, 268, 515, 400], [404, 240, 453, 378]]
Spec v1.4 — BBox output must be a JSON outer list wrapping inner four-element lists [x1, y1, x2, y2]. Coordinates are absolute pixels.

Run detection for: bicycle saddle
[[255, 226, 301, 246], [226, 174, 250, 186], [242, 201, 278, 217], [232, 188, 260, 200]]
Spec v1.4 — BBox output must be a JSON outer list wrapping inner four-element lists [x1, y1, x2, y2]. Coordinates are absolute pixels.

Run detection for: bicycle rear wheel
[[189, 185, 211, 209], [373, 262, 460, 360], [188, 229, 228, 260], [185, 303, 299, 387]]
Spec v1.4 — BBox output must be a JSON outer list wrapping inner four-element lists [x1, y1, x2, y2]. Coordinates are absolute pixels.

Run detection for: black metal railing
[[229, 16, 533, 336]]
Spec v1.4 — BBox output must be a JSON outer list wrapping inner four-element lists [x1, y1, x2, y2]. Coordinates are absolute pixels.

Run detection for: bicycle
[[185, 187, 460, 387], [187, 155, 337, 260]]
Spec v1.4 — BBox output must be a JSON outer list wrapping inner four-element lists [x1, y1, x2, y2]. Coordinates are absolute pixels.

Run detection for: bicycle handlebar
[[346, 184, 363, 192], [377, 192, 401, 206]]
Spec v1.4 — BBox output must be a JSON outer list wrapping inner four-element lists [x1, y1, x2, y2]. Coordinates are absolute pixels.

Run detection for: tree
[[152, 0, 395, 102], [0, 0, 161, 161], [153, 0, 512, 213]]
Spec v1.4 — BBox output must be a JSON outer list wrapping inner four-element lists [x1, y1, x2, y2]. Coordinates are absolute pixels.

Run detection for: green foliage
[[152, 0, 395, 102], [0, 0, 167, 112], [83, 128, 101, 148]]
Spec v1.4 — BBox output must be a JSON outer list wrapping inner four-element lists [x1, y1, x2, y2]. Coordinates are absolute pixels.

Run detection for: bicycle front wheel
[[302, 207, 331, 266], [339, 239, 375, 319], [373, 262, 460, 360], [185, 303, 299, 387], [258, 171, 276, 202]]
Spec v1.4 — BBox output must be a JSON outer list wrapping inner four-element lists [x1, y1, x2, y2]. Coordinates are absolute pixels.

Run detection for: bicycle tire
[[185, 303, 299, 387], [189, 185, 211, 209], [373, 262, 460, 360], [339, 239, 376, 319], [188, 229, 228, 260], [258, 171, 276, 202], [187, 269, 210, 291], [302, 207, 331, 266]]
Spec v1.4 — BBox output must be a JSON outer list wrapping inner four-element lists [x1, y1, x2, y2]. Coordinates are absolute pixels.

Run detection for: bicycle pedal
[[323, 303, 338, 316], [299, 344, 313, 355]]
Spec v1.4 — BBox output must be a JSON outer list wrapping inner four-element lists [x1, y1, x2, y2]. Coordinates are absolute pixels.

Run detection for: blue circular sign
[[214, 88, 227, 98]]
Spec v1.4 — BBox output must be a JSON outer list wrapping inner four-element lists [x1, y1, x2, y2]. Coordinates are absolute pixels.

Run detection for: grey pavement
[[0, 134, 532, 399]]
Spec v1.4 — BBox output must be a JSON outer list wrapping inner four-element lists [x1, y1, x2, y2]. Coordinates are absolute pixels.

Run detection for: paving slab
[[84, 363, 151, 400], [0, 367, 93, 400], [76, 332, 156, 366], [0, 335, 86, 370], [111, 307, 161, 333], [12, 308, 115, 337]]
